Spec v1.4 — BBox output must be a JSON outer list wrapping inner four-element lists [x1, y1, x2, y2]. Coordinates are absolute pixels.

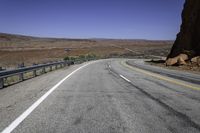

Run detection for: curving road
[[0, 59, 200, 133]]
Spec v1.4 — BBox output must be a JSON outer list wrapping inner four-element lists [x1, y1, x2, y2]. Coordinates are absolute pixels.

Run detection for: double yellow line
[[120, 61, 200, 91]]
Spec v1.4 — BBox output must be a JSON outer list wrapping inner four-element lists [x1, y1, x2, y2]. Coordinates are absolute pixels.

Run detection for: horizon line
[[0, 32, 175, 41]]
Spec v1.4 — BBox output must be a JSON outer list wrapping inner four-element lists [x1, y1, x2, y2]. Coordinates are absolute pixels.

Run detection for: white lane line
[[120, 75, 131, 83], [1, 62, 92, 133]]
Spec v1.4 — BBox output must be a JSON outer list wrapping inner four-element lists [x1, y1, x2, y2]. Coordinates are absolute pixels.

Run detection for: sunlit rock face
[[168, 0, 200, 59]]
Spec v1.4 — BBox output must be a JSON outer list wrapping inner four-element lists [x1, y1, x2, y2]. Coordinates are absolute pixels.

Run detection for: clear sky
[[0, 0, 185, 40]]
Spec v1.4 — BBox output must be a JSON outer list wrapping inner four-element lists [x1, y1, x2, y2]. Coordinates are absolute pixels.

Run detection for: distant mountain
[[0, 33, 174, 43], [0, 33, 95, 43], [0, 33, 36, 42]]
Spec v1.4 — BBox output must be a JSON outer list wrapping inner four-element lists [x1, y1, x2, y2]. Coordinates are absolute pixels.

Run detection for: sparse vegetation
[[64, 53, 98, 63]]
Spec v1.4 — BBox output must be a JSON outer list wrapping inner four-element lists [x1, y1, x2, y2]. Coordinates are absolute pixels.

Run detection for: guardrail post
[[19, 73, 24, 81], [50, 66, 52, 71], [0, 78, 4, 89], [33, 70, 37, 77], [42, 67, 46, 73], [55, 65, 58, 69]]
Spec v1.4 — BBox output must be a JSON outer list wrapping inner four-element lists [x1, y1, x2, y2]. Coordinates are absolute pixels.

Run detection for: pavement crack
[[73, 115, 83, 125], [145, 78, 200, 103], [128, 81, 200, 131], [86, 105, 94, 112], [144, 78, 178, 92]]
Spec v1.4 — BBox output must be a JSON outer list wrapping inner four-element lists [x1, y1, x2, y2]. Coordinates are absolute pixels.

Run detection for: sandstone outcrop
[[166, 0, 200, 66], [166, 54, 188, 66]]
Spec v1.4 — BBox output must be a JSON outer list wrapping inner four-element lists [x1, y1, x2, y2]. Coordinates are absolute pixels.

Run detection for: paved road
[[0, 59, 200, 133]]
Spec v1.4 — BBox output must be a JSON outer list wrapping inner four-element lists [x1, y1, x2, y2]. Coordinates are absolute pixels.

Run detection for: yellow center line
[[120, 61, 200, 91]]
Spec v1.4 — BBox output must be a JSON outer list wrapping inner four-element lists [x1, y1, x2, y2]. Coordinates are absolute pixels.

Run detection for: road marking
[[120, 74, 131, 83], [121, 61, 200, 91], [1, 62, 92, 133]]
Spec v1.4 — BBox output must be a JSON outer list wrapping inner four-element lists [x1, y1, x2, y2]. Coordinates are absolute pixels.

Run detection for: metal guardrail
[[0, 61, 73, 89]]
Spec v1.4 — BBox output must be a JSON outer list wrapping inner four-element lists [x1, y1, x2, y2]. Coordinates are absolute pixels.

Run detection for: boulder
[[191, 56, 200, 66], [177, 57, 187, 65], [198, 58, 200, 66], [165, 58, 177, 66], [166, 54, 188, 66], [191, 56, 200, 63]]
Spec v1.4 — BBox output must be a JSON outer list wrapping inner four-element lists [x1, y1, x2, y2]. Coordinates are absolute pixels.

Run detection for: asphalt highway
[[0, 59, 200, 133]]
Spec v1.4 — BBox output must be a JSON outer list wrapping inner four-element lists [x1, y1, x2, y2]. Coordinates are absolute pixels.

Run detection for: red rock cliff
[[167, 0, 200, 59]]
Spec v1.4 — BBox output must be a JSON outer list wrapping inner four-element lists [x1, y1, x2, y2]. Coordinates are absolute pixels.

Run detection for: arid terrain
[[0, 33, 173, 69]]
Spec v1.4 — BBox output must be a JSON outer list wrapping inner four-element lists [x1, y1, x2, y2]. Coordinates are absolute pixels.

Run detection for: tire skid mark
[[107, 62, 200, 132]]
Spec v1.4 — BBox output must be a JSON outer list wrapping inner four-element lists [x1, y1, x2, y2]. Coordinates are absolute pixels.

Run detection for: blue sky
[[0, 0, 185, 40]]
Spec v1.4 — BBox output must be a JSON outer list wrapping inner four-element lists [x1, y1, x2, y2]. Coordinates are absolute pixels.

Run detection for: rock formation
[[166, 0, 200, 66]]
